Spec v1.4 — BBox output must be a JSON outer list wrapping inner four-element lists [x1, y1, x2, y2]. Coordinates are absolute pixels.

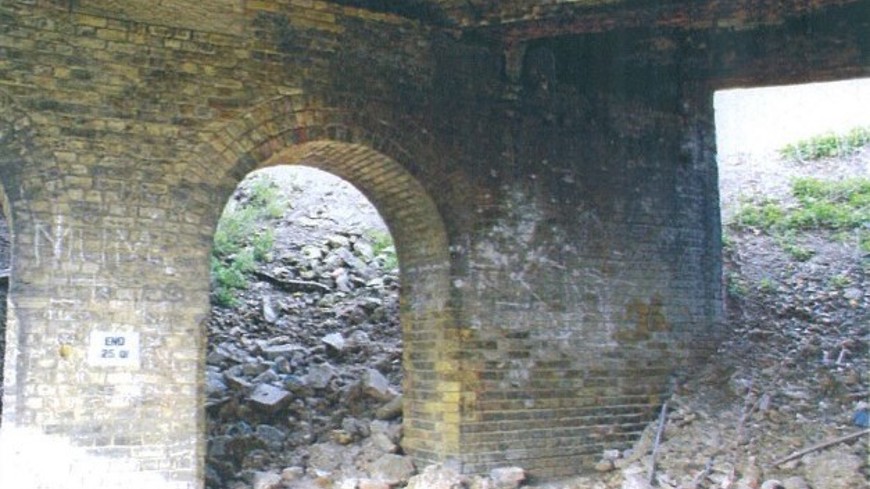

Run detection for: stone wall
[[0, 0, 866, 486]]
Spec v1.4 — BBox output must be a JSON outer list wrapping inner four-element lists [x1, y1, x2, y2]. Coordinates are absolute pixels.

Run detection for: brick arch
[[197, 96, 462, 464]]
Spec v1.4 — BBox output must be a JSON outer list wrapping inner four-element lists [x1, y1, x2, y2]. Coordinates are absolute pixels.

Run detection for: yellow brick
[[96, 29, 128, 42], [74, 14, 108, 28], [247, 0, 280, 12]]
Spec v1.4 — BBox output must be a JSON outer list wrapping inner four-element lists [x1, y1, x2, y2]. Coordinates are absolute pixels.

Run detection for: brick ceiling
[[330, 0, 860, 41]]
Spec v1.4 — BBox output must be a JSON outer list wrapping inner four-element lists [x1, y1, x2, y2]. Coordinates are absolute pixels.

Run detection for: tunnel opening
[[715, 77, 870, 316], [712, 78, 870, 442], [205, 165, 406, 488], [714, 77, 870, 287]]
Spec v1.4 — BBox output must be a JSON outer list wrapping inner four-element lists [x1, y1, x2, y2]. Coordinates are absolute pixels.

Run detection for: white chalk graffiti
[[33, 219, 163, 268]]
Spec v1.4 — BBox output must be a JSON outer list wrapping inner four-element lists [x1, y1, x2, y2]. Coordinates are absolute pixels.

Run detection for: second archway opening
[[205, 165, 404, 488]]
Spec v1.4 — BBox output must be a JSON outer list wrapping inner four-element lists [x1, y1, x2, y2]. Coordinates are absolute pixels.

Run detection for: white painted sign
[[88, 331, 140, 368]]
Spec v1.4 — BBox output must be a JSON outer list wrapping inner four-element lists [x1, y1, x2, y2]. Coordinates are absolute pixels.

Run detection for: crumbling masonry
[[0, 0, 867, 487]]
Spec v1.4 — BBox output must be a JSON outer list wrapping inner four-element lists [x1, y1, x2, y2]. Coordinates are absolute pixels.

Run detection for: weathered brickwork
[[0, 0, 867, 487]]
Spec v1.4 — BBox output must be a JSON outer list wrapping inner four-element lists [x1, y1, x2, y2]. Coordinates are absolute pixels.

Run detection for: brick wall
[[0, 0, 866, 486]]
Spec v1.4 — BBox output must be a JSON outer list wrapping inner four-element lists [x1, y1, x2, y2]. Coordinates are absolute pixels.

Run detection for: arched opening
[[205, 165, 402, 486], [203, 140, 451, 487]]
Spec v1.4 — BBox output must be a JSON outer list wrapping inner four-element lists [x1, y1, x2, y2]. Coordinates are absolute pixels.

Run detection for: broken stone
[[803, 449, 864, 489], [259, 343, 305, 361], [760, 480, 785, 489], [307, 442, 345, 473], [603, 449, 622, 460], [354, 240, 374, 260], [358, 479, 390, 489], [254, 424, 286, 451], [248, 384, 291, 412], [489, 466, 525, 488], [327, 234, 351, 249], [363, 368, 396, 401], [331, 429, 353, 445], [367, 454, 415, 485], [252, 369, 279, 385], [262, 296, 278, 324], [205, 369, 229, 398], [280, 466, 304, 483], [406, 463, 466, 489], [305, 363, 337, 389], [620, 464, 652, 489], [251, 471, 282, 489], [782, 476, 809, 489], [371, 431, 397, 453], [375, 395, 403, 420], [322, 332, 346, 352]]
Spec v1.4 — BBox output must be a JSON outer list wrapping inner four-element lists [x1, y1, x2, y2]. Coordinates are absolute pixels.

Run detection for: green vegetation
[[828, 274, 852, 289], [731, 177, 870, 254], [368, 229, 399, 271], [211, 176, 287, 306], [758, 277, 778, 294], [779, 236, 815, 262], [779, 126, 870, 161], [726, 271, 748, 298]]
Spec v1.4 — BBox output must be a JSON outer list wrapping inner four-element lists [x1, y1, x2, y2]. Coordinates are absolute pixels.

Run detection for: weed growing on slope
[[730, 177, 870, 257], [368, 229, 398, 271], [779, 126, 870, 161], [211, 175, 287, 306]]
